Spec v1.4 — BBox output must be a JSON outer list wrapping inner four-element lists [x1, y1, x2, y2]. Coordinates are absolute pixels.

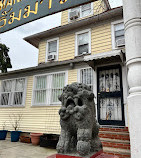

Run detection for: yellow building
[[0, 0, 130, 157]]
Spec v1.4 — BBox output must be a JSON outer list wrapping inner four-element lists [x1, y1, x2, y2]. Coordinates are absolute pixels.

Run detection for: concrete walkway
[[0, 139, 57, 158]]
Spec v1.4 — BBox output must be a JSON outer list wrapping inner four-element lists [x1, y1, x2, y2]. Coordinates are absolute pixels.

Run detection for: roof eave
[[24, 6, 123, 49]]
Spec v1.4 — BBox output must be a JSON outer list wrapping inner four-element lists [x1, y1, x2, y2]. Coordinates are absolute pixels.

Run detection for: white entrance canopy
[[84, 50, 125, 69]]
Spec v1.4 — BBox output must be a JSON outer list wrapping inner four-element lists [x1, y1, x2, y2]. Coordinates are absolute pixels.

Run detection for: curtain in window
[[51, 73, 65, 103], [34, 76, 47, 104], [33, 73, 66, 105], [78, 32, 89, 55], [115, 23, 124, 42], [99, 68, 120, 92], [1, 80, 12, 105], [13, 78, 25, 105], [48, 40, 57, 55], [3, 80, 12, 92], [0, 78, 25, 106], [80, 68, 93, 90], [100, 97, 122, 121]]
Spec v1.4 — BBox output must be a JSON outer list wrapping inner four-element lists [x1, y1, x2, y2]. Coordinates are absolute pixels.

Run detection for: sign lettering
[[0, 0, 97, 33]]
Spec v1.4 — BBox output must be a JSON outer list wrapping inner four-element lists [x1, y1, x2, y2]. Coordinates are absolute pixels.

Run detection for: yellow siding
[[0, 76, 61, 134], [38, 22, 112, 64], [92, 23, 112, 54], [93, 0, 107, 16], [61, 10, 69, 26], [59, 33, 75, 61], [61, 0, 107, 26], [68, 69, 77, 84], [0, 69, 79, 134], [38, 40, 46, 64]]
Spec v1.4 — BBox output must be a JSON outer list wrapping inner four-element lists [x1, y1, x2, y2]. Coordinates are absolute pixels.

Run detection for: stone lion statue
[[57, 82, 102, 157]]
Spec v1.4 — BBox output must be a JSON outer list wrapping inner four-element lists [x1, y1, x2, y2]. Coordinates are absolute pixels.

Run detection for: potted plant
[[0, 121, 8, 140], [20, 135, 31, 143], [9, 113, 22, 142], [30, 133, 43, 145], [40, 134, 59, 148]]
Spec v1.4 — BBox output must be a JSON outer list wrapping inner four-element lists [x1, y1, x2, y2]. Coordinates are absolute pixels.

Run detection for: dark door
[[97, 65, 125, 126]]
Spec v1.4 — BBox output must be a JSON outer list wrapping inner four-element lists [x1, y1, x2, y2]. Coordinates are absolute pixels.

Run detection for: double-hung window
[[0, 78, 26, 106], [33, 76, 47, 105], [69, 3, 93, 21], [75, 29, 91, 56], [78, 68, 93, 90], [112, 21, 124, 49], [81, 3, 92, 17], [46, 38, 59, 61], [33, 72, 66, 105]]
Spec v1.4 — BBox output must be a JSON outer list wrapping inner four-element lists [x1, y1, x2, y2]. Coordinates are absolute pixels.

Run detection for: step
[[100, 127, 129, 133], [99, 130, 129, 135], [101, 137, 130, 150], [103, 147, 130, 158], [100, 138, 130, 144], [99, 131, 130, 141], [102, 141, 130, 150]]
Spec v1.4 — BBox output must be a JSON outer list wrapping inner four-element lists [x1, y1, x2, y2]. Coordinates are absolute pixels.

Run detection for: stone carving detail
[[57, 82, 102, 157]]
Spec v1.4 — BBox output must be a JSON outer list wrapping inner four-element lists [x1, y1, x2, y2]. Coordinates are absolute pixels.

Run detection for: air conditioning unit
[[116, 38, 125, 47], [48, 55, 56, 61], [82, 52, 88, 55], [69, 10, 80, 20]]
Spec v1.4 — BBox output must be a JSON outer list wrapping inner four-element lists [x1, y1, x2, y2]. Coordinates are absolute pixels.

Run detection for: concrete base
[[47, 151, 119, 158]]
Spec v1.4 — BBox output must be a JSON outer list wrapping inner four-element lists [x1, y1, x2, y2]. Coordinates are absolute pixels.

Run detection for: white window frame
[[77, 67, 94, 91], [32, 71, 68, 106], [111, 19, 124, 49], [0, 77, 27, 107], [75, 29, 91, 56], [68, 2, 93, 22], [46, 37, 59, 62]]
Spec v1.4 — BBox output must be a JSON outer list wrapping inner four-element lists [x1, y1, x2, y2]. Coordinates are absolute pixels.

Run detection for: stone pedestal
[[46, 151, 119, 158]]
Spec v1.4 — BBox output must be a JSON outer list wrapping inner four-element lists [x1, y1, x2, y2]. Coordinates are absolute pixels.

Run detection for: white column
[[123, 0, 141, 157]]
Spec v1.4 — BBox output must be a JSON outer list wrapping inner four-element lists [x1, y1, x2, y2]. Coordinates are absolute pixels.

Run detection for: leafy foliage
[[0, 43, 12, 73]]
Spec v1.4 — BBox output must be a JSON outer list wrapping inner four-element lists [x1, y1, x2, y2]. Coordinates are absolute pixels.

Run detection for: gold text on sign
[[0, 0, 69, 29], [60, 0, 67, 4], [23, 2, 38, 19], [0, 0, 22, 11]]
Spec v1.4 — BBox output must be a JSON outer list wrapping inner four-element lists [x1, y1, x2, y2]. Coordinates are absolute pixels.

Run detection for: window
[[112, 21, 124, 49], [75, 29, 91, 56], [0, 78, 26, 106], [46, 38, 59, 61], [81, 3, 92, 17], [69, 3, 93, 21], [33, 72, 66, 105], [78, 68, 93, 90]]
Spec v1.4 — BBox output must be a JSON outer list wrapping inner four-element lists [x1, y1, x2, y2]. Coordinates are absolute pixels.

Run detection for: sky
[[0, 0, 123, 71]]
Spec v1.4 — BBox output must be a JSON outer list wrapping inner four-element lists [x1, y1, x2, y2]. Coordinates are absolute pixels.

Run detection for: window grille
[[0, 78, 26, 106], [33, 72, 66, 105], [80, 68, 93, 90]]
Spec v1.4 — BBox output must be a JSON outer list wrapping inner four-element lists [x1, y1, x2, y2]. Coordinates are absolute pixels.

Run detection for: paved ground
[[0, 139, 57, 158]]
